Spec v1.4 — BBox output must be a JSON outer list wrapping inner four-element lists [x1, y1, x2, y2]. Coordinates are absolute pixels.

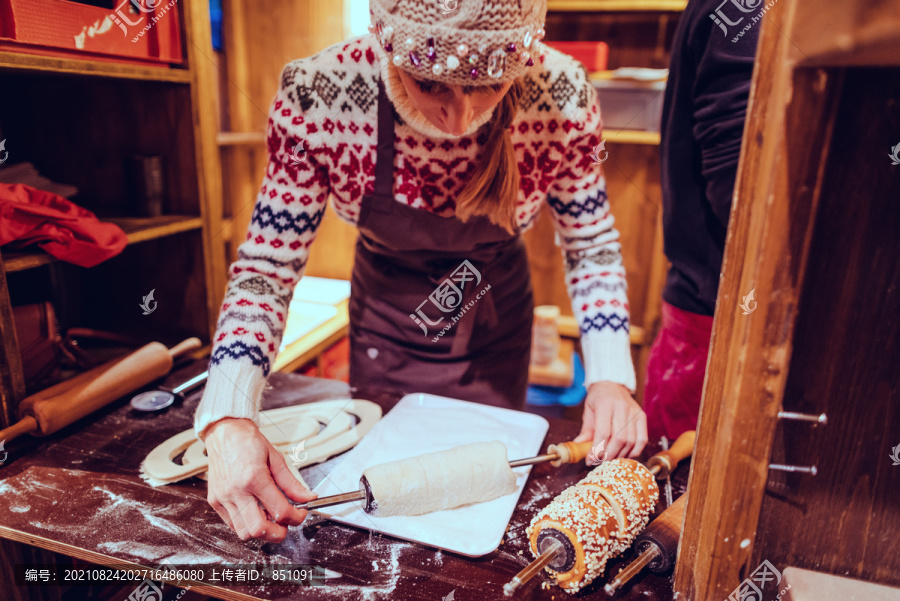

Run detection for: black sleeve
[[689, 5, 760, 226]]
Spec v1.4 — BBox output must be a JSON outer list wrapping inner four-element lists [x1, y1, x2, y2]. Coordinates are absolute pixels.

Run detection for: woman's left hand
[[574, 380, 648, 463]]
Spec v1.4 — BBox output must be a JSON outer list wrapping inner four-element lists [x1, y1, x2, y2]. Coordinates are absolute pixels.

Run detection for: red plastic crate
[[543, 41, 608, 72], [0, 0, 183, 66]]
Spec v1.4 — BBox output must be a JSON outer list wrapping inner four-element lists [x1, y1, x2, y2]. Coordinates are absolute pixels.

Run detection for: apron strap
[[374, 80, 395, 198]]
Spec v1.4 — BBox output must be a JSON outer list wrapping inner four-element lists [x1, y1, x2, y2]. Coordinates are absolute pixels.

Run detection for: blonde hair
[[455, 80, 524, 235]]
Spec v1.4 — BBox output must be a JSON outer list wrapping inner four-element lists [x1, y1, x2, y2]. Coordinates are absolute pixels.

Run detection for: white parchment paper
[[313, 393, 549, 556]]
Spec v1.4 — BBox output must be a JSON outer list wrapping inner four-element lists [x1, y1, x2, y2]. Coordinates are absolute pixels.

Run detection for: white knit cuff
[[193, 361, 267, 440], [581, 331, 636, 394]]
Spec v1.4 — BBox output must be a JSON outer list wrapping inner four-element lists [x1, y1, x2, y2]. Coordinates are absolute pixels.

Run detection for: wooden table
[[0, 363, 687, 601]]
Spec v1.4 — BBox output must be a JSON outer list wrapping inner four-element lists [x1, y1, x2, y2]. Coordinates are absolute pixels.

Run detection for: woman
[[195, 0, 647, 543]]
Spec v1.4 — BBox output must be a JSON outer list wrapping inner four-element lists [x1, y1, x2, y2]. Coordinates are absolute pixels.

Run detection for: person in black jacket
[[643, 0, 763, 441]]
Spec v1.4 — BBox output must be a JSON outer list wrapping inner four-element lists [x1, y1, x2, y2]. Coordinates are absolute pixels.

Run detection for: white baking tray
[[312, 392, 549, 557]]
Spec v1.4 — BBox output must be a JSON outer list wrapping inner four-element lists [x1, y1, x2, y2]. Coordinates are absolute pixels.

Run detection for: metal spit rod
[[503, 538, 563, 597], [604, 544, 661, 595]]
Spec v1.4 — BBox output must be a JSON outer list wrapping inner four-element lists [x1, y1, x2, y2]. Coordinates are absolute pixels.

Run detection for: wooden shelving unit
[[2, 216, 204, 273], [0, 51, 192, 83], [604, 129, 661, 145], [0, 4, 227, 429], [547, 0, 686, 12]]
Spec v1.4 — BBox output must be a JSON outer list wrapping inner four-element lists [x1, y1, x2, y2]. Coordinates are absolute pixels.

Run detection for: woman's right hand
[[204, 417, 317, 542]]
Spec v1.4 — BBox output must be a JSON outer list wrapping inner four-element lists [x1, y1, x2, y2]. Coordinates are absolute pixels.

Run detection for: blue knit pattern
[[211, 341, 272, 376], [251, 204, 326, 236], [581, 312, 630, 334], [547, 188, 608, 219]]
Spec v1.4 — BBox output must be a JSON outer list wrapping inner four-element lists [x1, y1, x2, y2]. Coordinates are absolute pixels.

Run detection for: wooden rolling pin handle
[[0, 415, 39, 447], [635, 493, 687, 573], [18, 340, 190, 439], [168, 337, 202, 359], [647, 430, 696, 479], [547, 440, 594, 467]]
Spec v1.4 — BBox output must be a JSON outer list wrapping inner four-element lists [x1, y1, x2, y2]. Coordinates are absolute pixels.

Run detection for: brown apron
[[348, 82, 534, 409]]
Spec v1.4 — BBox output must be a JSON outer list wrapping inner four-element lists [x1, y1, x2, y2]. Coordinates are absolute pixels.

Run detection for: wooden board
[[183, 0, 229, 339], [0, 51, 191, 83], [219, 0, 348, 270], [529, 338, 576, 388], [2, 216, 204, 273], [751, 67, 900, 587]]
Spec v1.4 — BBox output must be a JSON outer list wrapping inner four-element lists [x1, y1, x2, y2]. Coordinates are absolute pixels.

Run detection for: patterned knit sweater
[[194, 34, 635, 438]]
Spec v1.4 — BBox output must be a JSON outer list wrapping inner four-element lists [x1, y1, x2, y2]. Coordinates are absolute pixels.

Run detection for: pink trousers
[[643, 301, 714, 442]]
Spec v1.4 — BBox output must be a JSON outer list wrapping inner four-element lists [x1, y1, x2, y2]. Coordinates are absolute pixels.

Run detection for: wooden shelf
[[273, 300, 350, 373], [2, 215, 203, 273], [0, 51, 191, 83], [604, 129, 661, 145], [217, 132, 266, 146], [548, 0, 686, 11]]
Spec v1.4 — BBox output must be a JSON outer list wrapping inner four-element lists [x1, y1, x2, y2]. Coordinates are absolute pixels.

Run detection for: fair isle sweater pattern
[[194, 34, 636, 437]]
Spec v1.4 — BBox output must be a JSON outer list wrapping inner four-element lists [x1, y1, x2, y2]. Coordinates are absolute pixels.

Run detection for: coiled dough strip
[[363, 441, 517, 517]]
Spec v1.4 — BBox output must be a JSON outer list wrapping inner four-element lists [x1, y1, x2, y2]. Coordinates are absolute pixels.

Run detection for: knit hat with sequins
[[368, 0, 548, 86]]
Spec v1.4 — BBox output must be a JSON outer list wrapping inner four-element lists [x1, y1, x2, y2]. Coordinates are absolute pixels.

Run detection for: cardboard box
[[0, 0, 183, 66]]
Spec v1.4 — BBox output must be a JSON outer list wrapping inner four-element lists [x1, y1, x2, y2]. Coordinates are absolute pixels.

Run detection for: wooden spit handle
[[646, 430, 696, 479], [0, 338, 202, 446], [547, 440, 594, 467], [637, 493, 687, 571], [604, 493, 689, 595]]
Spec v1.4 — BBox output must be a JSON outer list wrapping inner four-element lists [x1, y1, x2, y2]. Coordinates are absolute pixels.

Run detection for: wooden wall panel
[[219, 0, 347, 270], [0, 76, 199, 217], [305, 207, 358, 280], [752, 66, 900, 587]]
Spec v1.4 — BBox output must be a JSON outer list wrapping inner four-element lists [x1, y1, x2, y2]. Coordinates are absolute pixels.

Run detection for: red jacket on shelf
[[0, 183, 127, 268]]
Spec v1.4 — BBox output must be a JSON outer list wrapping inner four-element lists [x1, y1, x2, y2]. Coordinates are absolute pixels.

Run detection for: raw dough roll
[[362, 441, 517, 517], [526, 458, 660, 594]]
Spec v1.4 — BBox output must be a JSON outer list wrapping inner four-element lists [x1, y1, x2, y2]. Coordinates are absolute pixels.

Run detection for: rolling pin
[[604, 492, 688, 595], [0, 338, 201, 445]]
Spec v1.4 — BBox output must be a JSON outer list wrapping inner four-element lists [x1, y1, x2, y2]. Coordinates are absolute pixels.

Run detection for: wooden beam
[[0, 51, 191, 83], [182, 1, 229, 339], [672, 1, 845, 597], [0, 255, 26, 428], [216, 131, 266, 146]]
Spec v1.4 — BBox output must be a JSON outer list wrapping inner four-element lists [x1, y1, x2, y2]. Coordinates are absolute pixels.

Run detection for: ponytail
[[454, 79, 523, 235]]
